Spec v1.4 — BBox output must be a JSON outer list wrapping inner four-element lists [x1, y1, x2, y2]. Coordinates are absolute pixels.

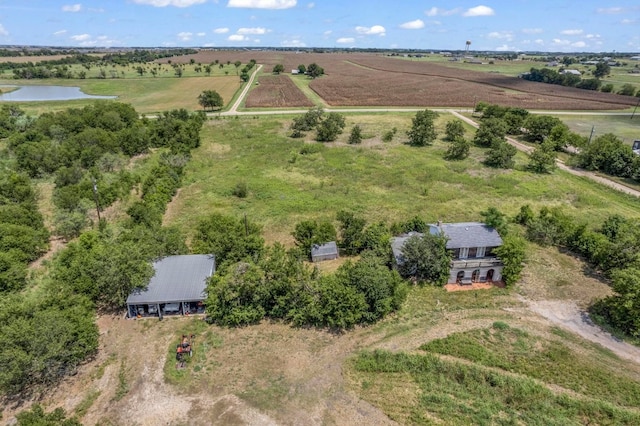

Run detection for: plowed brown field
[[161, 51, 637, 110], [246, 74, 314, 108]]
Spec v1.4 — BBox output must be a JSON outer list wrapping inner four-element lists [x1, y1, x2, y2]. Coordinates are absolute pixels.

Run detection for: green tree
[[306, 63, 324, 78], [297, 64, 306, 74], [406, 109, 438, 147], [191, 213, 264, 267], [618, 84, 637, 97], [444, 136, 470, 160], [272, 64, 284, 74], [528, 140, 557, 173], [473, 117, 507, 147], [484, 139, 517, 169], [593, 62, 611, 78], [348, 124, 363, 144], [197, 90, 224, 111], [480, 207, 507, 235], [494, 234, 526, 287], [234, 60, 242, 75], [337, 210, 366, 256], [523, 115, 564, 143], [397, 233, 450, 285], [316, 112, 345, 142], [292, 220, 337, 258], [335, 255, 408, 323], [444, 119, 465, 141], [16, 404, 82, 426]]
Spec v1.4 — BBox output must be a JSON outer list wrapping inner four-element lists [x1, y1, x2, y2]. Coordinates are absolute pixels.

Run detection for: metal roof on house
[[439, 222, 503, 249], [311, 241, 338, 257], [126, 254, 215, 305]]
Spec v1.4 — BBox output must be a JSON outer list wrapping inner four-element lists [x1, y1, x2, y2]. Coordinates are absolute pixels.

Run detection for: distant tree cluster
[[520, 66, 606, 91], [289, 107, 346, 142], [576, 133, 640, 180]]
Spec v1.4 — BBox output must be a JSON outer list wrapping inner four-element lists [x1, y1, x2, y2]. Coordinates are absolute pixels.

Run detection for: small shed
[[126, 254, 215, 318], [311, 242, 339, 262]]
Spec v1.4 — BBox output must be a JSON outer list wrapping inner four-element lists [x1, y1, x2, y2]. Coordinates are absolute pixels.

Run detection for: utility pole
[[91, 178, 101, 223], [632, 97, 640, 120], [588, 126, 595, 144]]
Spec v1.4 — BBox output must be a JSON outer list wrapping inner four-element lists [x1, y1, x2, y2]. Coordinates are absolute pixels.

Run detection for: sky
[[0, 1, 639, 52]]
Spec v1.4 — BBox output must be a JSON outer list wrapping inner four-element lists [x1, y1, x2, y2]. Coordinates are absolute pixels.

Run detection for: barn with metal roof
[[126, 254, 215, 318]]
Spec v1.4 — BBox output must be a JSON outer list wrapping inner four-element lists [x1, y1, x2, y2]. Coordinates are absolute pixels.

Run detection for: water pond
[[0, 85, 116, 101]]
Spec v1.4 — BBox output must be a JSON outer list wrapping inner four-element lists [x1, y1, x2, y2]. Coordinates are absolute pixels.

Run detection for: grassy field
[[0, 73, 242, 114], [165, 112, 640, 245], [551, 113, 640, 144]]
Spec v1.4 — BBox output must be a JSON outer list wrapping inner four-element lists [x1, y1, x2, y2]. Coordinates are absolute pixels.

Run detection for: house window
[[459, 247, 469, 259], [468, 247, 477, 258], [476, 247, 485, 258]]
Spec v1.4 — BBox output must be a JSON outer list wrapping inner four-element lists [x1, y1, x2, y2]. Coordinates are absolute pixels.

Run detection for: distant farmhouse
[[391, 222, 504, 285], [560, 69, 581, 76], [126, 254, 215, 318]]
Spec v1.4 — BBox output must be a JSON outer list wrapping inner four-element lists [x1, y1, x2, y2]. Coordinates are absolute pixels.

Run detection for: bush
[[232, 181, 248, 198]]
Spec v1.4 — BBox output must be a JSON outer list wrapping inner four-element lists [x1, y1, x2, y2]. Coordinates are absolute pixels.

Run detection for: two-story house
[[390, 222, 504, 285]]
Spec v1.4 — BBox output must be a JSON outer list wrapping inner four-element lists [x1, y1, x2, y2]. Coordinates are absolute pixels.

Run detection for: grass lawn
[[551, 113, 640, 144], [165, 113, 640, 246]]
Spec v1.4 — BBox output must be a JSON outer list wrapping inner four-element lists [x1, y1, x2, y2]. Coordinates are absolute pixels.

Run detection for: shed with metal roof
[[126, 254, 215, 318], [311, 241, 339, 262]]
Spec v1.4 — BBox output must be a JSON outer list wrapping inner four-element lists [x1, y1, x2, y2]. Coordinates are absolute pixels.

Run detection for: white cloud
[[596, 7, 623, 14], [71, 33, 91, 41], [53, 29, 67, 36], [213, 27, 229, 33], [522, 28, 543, 34], [560, 29, 583, 35], [177, 31, 192, 41], [281, 39, 306, 47], [621, 19, 637, 25], [355, 25, 386, 36], [400, 19, 425, 30], [307, 2, 314, 8], [534, 39, 544, 45], [0, 24, 8, 36], [323, 30, 332, 36], [495, 44, 516, 51], [237, 27, 268, 34], [552, 38, 570, 46], [197, 32, 206, 36], [62, 4, 82, 12], [132, 0, 206, 7], [585, 34, 600, 40], [463, 5, 495, 17], [336, 37, 355, 44], [425, 7, 460, 17], [228, 0, 296, 9], [487, 31, 513, 41], [88, 7, 105, 13], [572, 41, 586, 48], [228, 34, 247, 41]]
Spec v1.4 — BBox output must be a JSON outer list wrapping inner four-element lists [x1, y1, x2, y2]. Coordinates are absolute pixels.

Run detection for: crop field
[[165, 51, 638, 110], [245, 74, 314, 108]]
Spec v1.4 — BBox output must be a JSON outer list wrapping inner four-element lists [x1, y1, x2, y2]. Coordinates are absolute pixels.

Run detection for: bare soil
[[246, 75, 314, 108]]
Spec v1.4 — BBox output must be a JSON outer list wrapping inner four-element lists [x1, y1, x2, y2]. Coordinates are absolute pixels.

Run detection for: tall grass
[[353, 349, 640, 425]]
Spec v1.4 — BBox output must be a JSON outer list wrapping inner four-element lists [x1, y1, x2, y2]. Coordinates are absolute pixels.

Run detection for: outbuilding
[[126, 254, 215, 318], [311, 242, 339, 262]]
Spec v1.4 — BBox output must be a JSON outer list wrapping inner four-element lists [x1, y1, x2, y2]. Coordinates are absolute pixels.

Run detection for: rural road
[[223, 64, 263, 115]]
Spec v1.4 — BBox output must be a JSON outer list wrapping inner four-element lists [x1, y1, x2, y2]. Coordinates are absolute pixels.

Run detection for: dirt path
[[223, 64, 263, 115], [525, 299, 640, 364]]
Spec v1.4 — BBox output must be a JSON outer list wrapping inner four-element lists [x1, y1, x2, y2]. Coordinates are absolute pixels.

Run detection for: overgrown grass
[[74, 389, 101, 418], [351, 349, 640, 425], [113, 360, 129, 401], [421, 322, 640, 407], [163, 318, 223, 388], [166, 114, 640, 245]]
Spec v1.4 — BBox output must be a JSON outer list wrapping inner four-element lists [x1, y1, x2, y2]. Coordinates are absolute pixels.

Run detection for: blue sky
[[0, 1, 639, 52]]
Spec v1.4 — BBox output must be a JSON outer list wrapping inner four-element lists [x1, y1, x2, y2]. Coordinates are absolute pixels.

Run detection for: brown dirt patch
[[445, 281, 505, 292], [246, 74, 314, 108]]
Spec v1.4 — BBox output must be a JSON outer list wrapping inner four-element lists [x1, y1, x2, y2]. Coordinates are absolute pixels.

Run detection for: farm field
[[165, 51, 638, 110], [245, 74, 314, 108]]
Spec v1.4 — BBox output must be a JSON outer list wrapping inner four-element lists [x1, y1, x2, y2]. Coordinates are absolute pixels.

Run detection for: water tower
[[465, 40, 471, 53]]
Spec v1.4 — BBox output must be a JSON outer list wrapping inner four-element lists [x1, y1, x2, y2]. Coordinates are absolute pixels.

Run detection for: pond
[[0, 85, 117, 102]]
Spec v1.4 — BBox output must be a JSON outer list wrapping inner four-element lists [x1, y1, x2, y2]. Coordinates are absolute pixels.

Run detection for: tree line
[[0, 103, 205, 396]]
